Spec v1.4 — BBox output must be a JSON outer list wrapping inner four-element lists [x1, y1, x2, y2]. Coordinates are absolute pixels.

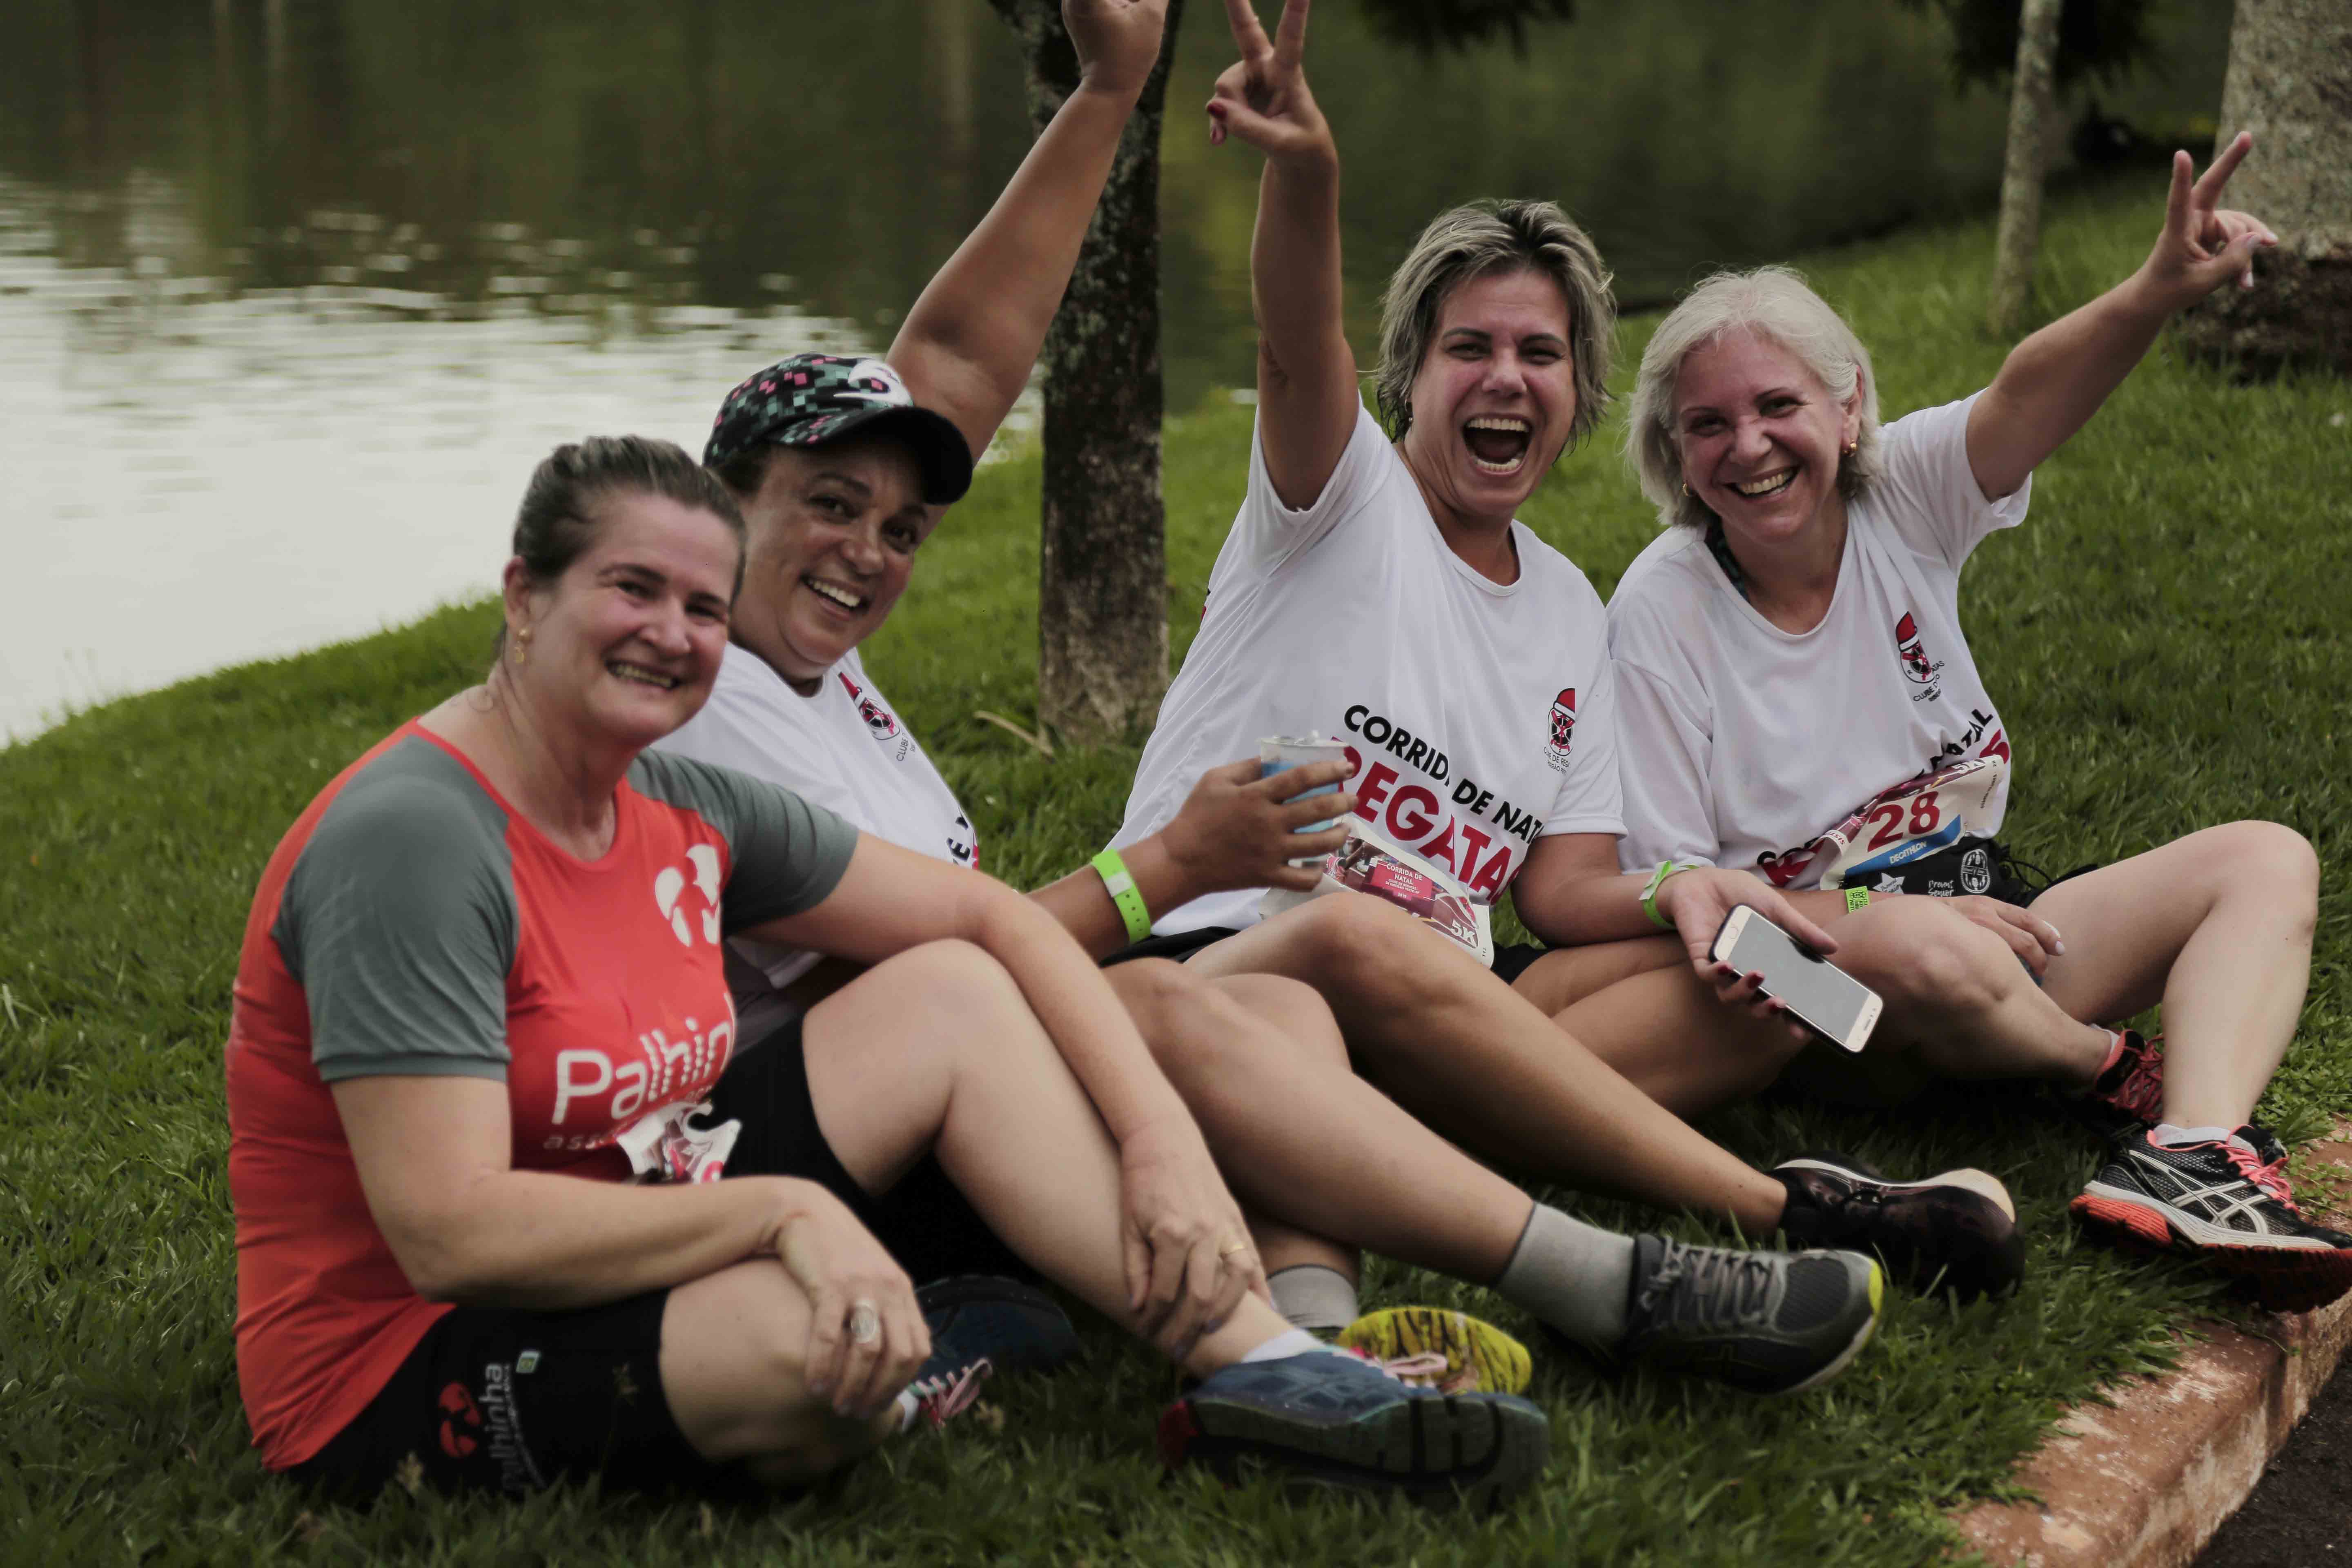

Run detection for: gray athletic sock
[[1494, 1203, 1637, 1353], [1267, 1264, 1361, 1336]]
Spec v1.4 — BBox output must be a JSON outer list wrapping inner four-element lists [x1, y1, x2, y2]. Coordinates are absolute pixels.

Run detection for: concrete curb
[[1953, 1136, 2352, 1568]]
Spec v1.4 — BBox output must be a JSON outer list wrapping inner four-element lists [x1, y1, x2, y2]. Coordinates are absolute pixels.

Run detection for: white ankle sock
[[1267, 1265, 1360, 1336], [1494, 1203, 1637, 1353], [1239, 1327, 1327, 1364]]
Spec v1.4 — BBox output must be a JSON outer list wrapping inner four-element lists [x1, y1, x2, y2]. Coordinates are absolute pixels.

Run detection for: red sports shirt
[[226, 724, 854, 1468]]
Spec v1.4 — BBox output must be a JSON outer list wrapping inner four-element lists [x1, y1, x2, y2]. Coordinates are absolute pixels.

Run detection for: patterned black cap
[[704, 353, 975, 504]]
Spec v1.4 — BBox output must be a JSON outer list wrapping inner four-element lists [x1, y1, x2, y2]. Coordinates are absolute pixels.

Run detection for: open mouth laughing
[[608, 659, 683, 690], [804, 575, 871, 614], [1729, 468, 1796, 499], [1463, 415, 1533, 476]]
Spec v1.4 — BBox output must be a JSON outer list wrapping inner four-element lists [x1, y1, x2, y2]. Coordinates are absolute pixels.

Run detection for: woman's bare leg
[[1106, 960, 1528, 1282], [1183, 897, 1790, 1234], [2031, 822, 2317, 1128], [1510, 938, 1810, 1117], [1817, 894, 2112, 1083], [799, 940, 1292, 1376], [661, 1261, 898, 1488]]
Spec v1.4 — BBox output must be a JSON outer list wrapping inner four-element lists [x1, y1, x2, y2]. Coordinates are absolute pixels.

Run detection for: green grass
[[6, 173, 2350, 1565]]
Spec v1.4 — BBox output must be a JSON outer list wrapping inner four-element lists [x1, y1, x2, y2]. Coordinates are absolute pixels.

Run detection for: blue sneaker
[[1157, 1350, 1548, 1509], [917, 1275, 1082, 1375]]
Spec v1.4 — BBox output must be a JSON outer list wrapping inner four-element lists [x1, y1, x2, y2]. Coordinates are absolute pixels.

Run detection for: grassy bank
[[6, 174, 2350, 1566]]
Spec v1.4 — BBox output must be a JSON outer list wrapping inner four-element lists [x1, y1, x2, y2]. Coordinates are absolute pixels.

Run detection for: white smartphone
[[1710, 906, 1883, 1054]]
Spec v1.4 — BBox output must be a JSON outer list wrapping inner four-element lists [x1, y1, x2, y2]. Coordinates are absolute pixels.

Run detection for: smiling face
[[506, 490, 742, 751], [1398, 268, 1578, 528], [728, 437, 934, 688], [1670, 327, 1862, 551]]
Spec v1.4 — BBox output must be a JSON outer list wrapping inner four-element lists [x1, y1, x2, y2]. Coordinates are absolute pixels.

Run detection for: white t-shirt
[[654, 642, 976, 1028], [1607, 393, 2026, 891], [1113, 403, 1625, 934]]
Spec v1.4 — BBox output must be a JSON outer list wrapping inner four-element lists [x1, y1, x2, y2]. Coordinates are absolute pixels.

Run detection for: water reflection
[[0, 0, 2224, 742]]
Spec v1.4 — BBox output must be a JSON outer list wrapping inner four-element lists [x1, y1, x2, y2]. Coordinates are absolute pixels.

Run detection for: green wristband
[[1844, 886, 1871, 913], [1640, 861, 1695, 931], [1091, 849, 1152, 945]]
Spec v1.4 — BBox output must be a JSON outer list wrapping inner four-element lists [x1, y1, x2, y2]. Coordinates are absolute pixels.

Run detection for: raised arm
[[1207, 0, 1358, 508], [886, 0, 1169, 461], [1966, 132, 2275, 501]]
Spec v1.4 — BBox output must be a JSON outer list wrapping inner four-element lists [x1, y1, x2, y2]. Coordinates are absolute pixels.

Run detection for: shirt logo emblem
[[1544, 688, 1576, 773], [1894, 611, 1944, 702], [838, 670, 902, 741], [653, 844, 723, 947]]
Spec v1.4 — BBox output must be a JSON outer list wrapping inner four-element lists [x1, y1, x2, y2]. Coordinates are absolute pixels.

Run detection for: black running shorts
[[285, 1289, 717, 1502], [712, 1017, 1030, 1285], [1098, 926, 1242, 967]]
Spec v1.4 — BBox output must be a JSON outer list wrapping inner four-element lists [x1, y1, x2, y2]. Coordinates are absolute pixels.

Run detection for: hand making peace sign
[[2141, 131, 2277, 309], [1207, 0, 1332, 164]]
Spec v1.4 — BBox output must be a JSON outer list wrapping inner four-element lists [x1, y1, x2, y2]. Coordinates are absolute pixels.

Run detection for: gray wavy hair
[[1373, 200, 1615, 451], [1624, 265, 1882, 530]]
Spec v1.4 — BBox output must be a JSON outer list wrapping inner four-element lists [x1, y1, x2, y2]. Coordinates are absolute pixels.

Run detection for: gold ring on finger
[[1218, 1238, 1251, 1259], [848, 1300, 882, 1345]]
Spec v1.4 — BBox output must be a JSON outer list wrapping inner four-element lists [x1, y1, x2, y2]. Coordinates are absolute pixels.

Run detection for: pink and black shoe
[[2075, 1029, 2166, 1136], [2071, 1125, 2352, 1313]]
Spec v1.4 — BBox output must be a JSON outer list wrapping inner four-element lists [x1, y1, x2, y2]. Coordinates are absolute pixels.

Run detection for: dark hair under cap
[[703, 354, 974, 506]]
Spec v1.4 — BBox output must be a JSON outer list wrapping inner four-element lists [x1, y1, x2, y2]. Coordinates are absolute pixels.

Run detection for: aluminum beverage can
[[1258, 734, 1350, 846]]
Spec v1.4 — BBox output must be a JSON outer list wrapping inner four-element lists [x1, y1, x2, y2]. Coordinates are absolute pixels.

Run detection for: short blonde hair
[[1625, 266, 1881, 530], [1373, 200, 1615, 452]]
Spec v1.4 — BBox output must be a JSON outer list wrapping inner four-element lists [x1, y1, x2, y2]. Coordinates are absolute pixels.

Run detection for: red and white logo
[[1544, 688, 1577, 771], [1894, 611, 1943, 700], [653, 844, 723, 947], [838, 670, 901, 740]]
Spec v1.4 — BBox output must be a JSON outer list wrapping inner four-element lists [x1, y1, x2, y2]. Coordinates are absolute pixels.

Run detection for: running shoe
[[1614, 1234, 1882, 1396], [1337, 1307, 1532, 1394], [897, 1352, 993, 1431], [1158, 1349, 1548, 1509], [2071, 1125, 2352, 1313], [916, 1274, 1082, 1375], [2074, 1029, 2166, 1136], [1773, 1153, 2025, 1299]]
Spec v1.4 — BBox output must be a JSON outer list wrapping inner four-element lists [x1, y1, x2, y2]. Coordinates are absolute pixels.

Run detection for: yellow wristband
[[1844, 886, 1871, 913], [1640, 861, 1696, 931], [1091, 849, 1152, 946]]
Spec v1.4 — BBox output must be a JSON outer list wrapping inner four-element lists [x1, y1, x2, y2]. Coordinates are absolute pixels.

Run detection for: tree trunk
[[2176, 0, 2352, 375], [1986, 0, 2064, 337], [989, 0, 1186, 744]]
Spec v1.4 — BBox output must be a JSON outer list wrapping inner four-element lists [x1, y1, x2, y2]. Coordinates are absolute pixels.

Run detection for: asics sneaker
[[2075, 1030, 2165, 1136], [916, 1274, 1082, 1375], [1337, 1307, 1532, 1395], [1158, 1349, 1548, 1509], [1615, 1234, 1882, 1396], [2071, 1125, 2352, 1313], [1774, 1153, 2024, 1299]]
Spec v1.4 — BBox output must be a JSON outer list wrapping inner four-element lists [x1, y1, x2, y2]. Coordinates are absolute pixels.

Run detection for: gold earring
[[1842, 440, 1857, 456], [1680, 482, 1693, 497], [512, 626, 531, 666]]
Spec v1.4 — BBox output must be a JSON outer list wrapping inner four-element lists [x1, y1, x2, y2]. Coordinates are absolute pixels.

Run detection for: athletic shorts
[[1114, 918, 1556, 988], [1098, 927, 1241, 967], [712, 1016, 1030, 1286], [285, 1289, 718, 1502]]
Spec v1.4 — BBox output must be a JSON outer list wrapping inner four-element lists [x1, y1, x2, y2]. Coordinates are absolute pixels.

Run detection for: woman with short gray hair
[[1592, 140, 2350, 1312]]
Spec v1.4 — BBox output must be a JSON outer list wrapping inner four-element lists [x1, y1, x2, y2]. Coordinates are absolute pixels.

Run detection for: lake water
[[0, 0, 2226, 742]]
